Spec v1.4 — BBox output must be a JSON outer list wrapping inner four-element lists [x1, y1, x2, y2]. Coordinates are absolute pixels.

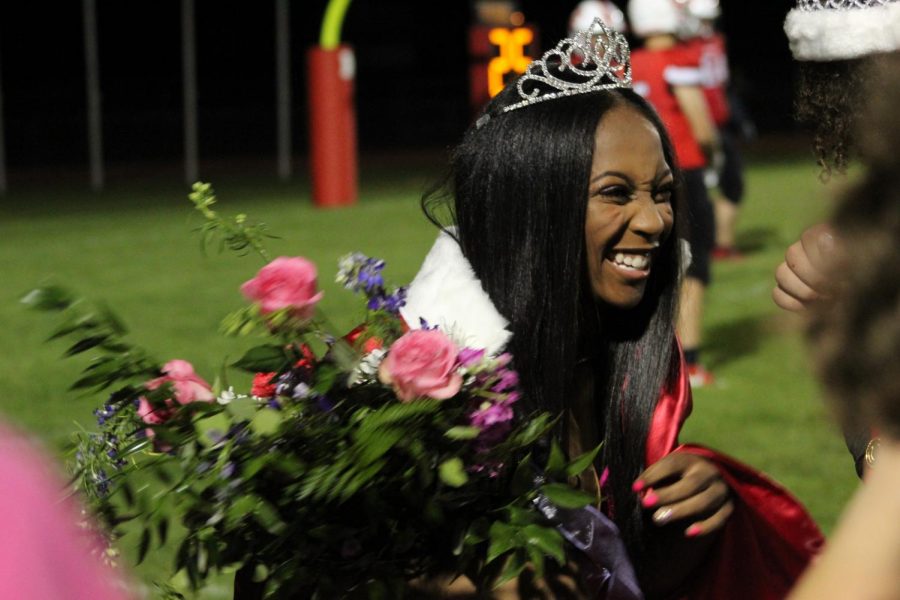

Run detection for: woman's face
[[585, 104, 675, 309]]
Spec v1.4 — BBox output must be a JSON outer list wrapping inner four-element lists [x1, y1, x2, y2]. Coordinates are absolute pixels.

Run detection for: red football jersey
[[631, 44, 706, 170], [689, 33, 731, 126]]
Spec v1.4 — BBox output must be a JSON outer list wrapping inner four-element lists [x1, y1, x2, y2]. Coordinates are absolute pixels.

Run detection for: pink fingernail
[[641, 491, 658, 508], [632, 480, 645, 493], [685, 525, 702, 538]]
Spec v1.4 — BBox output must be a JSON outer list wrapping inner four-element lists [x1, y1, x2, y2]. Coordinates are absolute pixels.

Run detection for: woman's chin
[[594, 283, 648, 310]]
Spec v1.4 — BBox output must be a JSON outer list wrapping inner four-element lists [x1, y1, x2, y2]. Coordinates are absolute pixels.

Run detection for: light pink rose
[[378, 329, 463, 402], [240, 257, 324, 319], [137, 359, 215, 436]]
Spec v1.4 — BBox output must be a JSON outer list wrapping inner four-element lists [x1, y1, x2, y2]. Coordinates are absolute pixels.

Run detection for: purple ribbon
[[533, 494, 644, 600]]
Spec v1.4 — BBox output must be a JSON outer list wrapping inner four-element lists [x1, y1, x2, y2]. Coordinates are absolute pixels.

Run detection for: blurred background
[[3, 0, 799, 182], [0, 1, 857, 597]]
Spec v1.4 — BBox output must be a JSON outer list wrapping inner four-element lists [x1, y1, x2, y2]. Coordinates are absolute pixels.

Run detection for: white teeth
[[609, 252, 650, 270]]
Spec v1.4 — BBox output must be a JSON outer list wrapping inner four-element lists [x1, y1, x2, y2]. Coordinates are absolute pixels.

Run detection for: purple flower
[[315, 394, 334, 412], [220, 461, 237, 479], [457, 347, 485, 367], [382, 287, 407, 314], [491, 369, 519, 392], [469, 402, 514, 430], [367, 295, 384, 311], [495, 353, 512, 368], [469, 400, 516, 449]]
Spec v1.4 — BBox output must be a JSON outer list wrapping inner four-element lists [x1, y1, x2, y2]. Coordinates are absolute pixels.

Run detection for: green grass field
[[0, 146, 859, 597]]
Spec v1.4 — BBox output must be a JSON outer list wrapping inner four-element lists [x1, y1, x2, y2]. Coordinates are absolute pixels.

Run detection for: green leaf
[[226, 396, 257, 421], [438, 457, 469, 488], [117, 436, 152, 457], [20, 285, 74, 311], [511, 452, 536, 497], [539, 483, 596, 509], [327, 338, 359, 372], [137, 527, 151, 565], [545, 438, 566, 479], [250, 409, 283, 436], [354, 427, 403, 466], [195, 411, 231, 446], [493, 550, 527, 588], [311, 362, 340, 395], [355, 400, 441, 433], [157, 518, 169, 547], [444, 426, 482, 440], [506, 506, 536, 526], [232, 344, 288, 373], [65, 335, 110, 356], [522, 524, 566, 565], [486, 521, 518, 564], [565, 442, 603, 478], [254, 499, 286, 535], [97, 303, 128, 336], [46, 314, 98, 341], [526, 544, 546, 581]]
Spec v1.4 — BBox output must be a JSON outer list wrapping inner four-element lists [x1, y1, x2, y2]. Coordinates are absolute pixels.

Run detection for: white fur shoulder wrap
[[785, 3, 900, 61], [399, 230, 512, 356]]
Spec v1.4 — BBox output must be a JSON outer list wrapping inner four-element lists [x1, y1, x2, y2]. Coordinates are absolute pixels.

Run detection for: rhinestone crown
[[797, 0, 894, 9], [502, 17, 632, 114]]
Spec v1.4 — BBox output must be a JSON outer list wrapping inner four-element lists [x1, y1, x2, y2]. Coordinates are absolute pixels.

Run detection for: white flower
[[348, 348, 387, 386], [217, 387, 236, 405]]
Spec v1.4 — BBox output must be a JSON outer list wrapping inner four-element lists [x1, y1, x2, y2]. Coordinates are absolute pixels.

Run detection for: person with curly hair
[[774, 0, 900, 477], [787, 51, 900, 600]]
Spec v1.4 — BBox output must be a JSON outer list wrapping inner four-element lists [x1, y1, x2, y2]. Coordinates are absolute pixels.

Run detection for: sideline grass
[[0, 151, 857, 596]]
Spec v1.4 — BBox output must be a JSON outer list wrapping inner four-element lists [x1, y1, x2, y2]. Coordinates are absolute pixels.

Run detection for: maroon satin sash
[[646, 346, 824, 600]]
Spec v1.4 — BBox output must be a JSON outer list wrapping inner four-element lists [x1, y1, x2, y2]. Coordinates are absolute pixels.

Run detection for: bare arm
[[787, 437, 900, 600], [673, 85, 719, 159]]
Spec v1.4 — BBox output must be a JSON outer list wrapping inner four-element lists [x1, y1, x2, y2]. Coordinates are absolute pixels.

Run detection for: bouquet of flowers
[[24, 184, 600, 599]]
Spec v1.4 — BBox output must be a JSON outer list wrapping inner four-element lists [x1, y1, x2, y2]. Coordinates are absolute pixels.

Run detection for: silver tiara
[[502, 17, 632, 114], [797, 0, 893, 9]]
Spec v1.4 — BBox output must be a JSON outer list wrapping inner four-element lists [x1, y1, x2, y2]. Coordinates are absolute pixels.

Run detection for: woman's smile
[[585, 104, 674, 309]]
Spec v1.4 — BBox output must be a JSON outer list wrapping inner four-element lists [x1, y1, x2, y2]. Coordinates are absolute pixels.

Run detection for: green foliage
[[21, 188, 604, 599], [189, 182, 276, 263]]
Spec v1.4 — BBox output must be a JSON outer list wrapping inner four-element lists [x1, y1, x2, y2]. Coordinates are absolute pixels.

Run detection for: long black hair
[[422, 86, 685, 565]]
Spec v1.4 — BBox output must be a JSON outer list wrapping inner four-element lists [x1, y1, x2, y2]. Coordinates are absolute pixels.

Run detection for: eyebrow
[[591, 170, 634, 185], [591, 169, 674, 185]]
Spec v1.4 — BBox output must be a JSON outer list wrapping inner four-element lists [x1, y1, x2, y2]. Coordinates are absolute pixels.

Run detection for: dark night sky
[[0, 1, 799, 169]]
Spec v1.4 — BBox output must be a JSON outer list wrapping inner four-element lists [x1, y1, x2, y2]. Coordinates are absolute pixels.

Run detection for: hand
[[773, 223, 843, 312], [633, 452, 733, 538]]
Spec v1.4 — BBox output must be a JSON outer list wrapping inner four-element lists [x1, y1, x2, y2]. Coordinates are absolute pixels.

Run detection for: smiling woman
[[404, 17, 824, 599], [584, 104, 675, 309]]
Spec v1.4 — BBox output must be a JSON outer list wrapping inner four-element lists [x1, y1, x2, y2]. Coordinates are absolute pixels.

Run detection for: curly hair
[[794, 59, 869, 177], [808, 52, 900, 440]]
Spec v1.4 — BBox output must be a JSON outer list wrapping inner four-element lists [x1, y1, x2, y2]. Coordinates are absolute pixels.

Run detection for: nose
[[629, 196, 667, 241]]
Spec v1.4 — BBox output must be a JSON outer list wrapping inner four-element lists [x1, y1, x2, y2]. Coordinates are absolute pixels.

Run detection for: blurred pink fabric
[[0, 423, 131, 599]]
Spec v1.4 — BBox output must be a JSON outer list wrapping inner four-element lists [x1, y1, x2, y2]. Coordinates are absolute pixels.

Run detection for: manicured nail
[[652, 507, 672, 524], [632, 480, 645, 493], [641, 491, 658, 508], [685, 525, 702, 538]]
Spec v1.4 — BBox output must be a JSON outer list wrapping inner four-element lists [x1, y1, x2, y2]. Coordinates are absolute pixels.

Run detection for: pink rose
[[240, 257, 324, 319], [137, 359, 215, 436], [378, 329, 462, 402]]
